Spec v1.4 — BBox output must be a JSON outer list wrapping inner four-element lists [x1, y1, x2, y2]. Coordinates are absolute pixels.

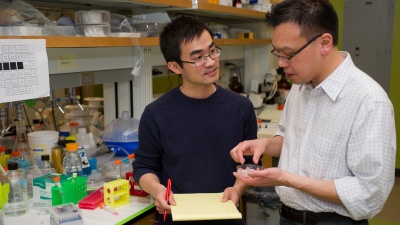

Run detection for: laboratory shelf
[[192, 0, 266, 20], [0, 36, 271, 47]]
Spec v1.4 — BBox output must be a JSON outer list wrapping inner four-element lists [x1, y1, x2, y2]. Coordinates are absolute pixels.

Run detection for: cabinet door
[[342, 0, 395, 94]]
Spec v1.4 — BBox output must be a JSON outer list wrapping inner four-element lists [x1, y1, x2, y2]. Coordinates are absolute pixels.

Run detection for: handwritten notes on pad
[[171, 193, 242, 221]]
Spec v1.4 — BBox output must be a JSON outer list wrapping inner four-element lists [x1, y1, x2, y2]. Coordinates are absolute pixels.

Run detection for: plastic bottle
[[8, 151, 30, 171], [31, 119, 42, 132], [10, 151, 23, 160], [128, 154, 135, 171], [2, 161, 28, 216], [53, 176, 63, 198], [40, 154, 52, 169], [68, 122, 79, 137], [75, 128, 90, 153], [62, 143, 83, 176], [13, 120, 30, 161], [0, 146, 10, 167], [115, 160, 122, 179], [75, 129, 91, 176]]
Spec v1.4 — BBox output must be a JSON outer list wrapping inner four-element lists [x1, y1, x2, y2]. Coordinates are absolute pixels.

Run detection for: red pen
[[163, 178, 171, 221]]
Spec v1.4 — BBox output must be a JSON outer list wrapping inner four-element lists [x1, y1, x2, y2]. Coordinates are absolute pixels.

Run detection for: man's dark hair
[[265, 0, 339, 45], [159, 15, 214, 68]]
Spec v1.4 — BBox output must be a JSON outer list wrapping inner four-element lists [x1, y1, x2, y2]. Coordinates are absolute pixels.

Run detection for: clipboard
[[171, 193, 242, 221]]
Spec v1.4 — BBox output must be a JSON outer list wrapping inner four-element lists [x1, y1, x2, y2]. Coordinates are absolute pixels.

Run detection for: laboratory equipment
[[125, 154, 148, 196], [99, 159, 130, 182], [75, 128, 90, 153], [103, 179, 130, 209], [0, 146, 9, 167], [40, 154, 52, 169], [2, 162, 28, 216], [28, 130, 59, 169], [78, 187, 104, 210], [51, 173, 87, 205], [102, 111, 139, 156], [62, 143, 83, 176], [48, 203, 83, 225], [236, 164, 265, 177], [99, 202, 119, 215]]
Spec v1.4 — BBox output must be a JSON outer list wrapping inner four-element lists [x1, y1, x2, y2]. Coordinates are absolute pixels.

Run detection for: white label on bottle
[[77, 145, 90, 169], [31, 143, 48, 167]]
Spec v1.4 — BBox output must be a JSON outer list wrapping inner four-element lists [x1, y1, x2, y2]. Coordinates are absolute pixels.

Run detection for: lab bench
[[1, 151, 155, 225], [2, 195, 155, 225]]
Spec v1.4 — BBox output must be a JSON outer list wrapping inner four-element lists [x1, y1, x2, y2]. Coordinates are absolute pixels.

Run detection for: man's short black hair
[[265, 0, 339, 45], [159, 15, 214, 67]]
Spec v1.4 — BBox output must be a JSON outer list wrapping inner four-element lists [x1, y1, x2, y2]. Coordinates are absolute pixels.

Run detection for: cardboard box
[[33, 173, 71, 200]]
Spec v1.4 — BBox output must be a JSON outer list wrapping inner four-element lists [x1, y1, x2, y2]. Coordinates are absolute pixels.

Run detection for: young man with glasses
[[133, 15, 257, 225], [230, 0, 396, 225]]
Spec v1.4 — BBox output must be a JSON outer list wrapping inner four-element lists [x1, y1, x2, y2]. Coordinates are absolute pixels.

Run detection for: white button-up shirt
[[275, 52, 396, 220]]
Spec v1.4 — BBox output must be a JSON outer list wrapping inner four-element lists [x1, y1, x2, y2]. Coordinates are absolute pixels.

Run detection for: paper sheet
[[0, 39, 50, 103], [171, 193, 242, 221]]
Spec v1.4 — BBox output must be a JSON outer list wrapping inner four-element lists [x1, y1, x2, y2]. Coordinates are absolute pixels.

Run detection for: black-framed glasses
[[179, 46, 222, 67], [271, 34, 323, 63]]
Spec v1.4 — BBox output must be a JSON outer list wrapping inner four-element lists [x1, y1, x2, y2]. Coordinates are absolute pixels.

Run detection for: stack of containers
[[83, 97, 103, 117], [75, 10, 111, 37], [64, 105, 91, 132]]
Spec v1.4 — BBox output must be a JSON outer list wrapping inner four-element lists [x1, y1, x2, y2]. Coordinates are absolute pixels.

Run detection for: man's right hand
[[230, 138, 268, 165]]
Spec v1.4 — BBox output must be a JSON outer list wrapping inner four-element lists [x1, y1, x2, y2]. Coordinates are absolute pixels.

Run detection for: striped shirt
[[275, 52, 396, 220]]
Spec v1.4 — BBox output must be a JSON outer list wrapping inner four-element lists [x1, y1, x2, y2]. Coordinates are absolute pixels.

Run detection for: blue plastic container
[[102, 111, 139, 157], [103, 141, 139, 156]]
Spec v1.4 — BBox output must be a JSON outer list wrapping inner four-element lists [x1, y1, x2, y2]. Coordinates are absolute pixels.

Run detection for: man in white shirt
[[230, 0, 396, 224]]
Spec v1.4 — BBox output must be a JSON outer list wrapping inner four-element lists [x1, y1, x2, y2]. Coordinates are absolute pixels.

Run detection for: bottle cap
[[0, 146, 6, 152], [53, 176, 60, 182], [57, 140, 75, 147], [66, 143, 79, 151], [99, 202, 105, 209], [41, 154, 50, 161], [11, 151, 20, 156], [128, 154, 135, 159], [7, 161, 19, 170], [115, 160, 122, 165], [69, 122, 79, 127]]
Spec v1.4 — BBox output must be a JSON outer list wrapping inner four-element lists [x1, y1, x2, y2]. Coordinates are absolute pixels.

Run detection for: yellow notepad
[[171, 193, 242, 221]]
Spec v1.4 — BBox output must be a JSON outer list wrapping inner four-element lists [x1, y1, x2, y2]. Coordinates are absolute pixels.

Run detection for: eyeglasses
[[271, 34, 323, 63], [179, 46, 222, 67]]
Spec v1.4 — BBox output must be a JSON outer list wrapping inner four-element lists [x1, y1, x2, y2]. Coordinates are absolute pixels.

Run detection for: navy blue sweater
[[133, 85, 257, 224]]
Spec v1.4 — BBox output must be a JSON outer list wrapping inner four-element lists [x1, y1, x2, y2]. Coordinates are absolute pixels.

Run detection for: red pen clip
[[163, 178, 171, 222]]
